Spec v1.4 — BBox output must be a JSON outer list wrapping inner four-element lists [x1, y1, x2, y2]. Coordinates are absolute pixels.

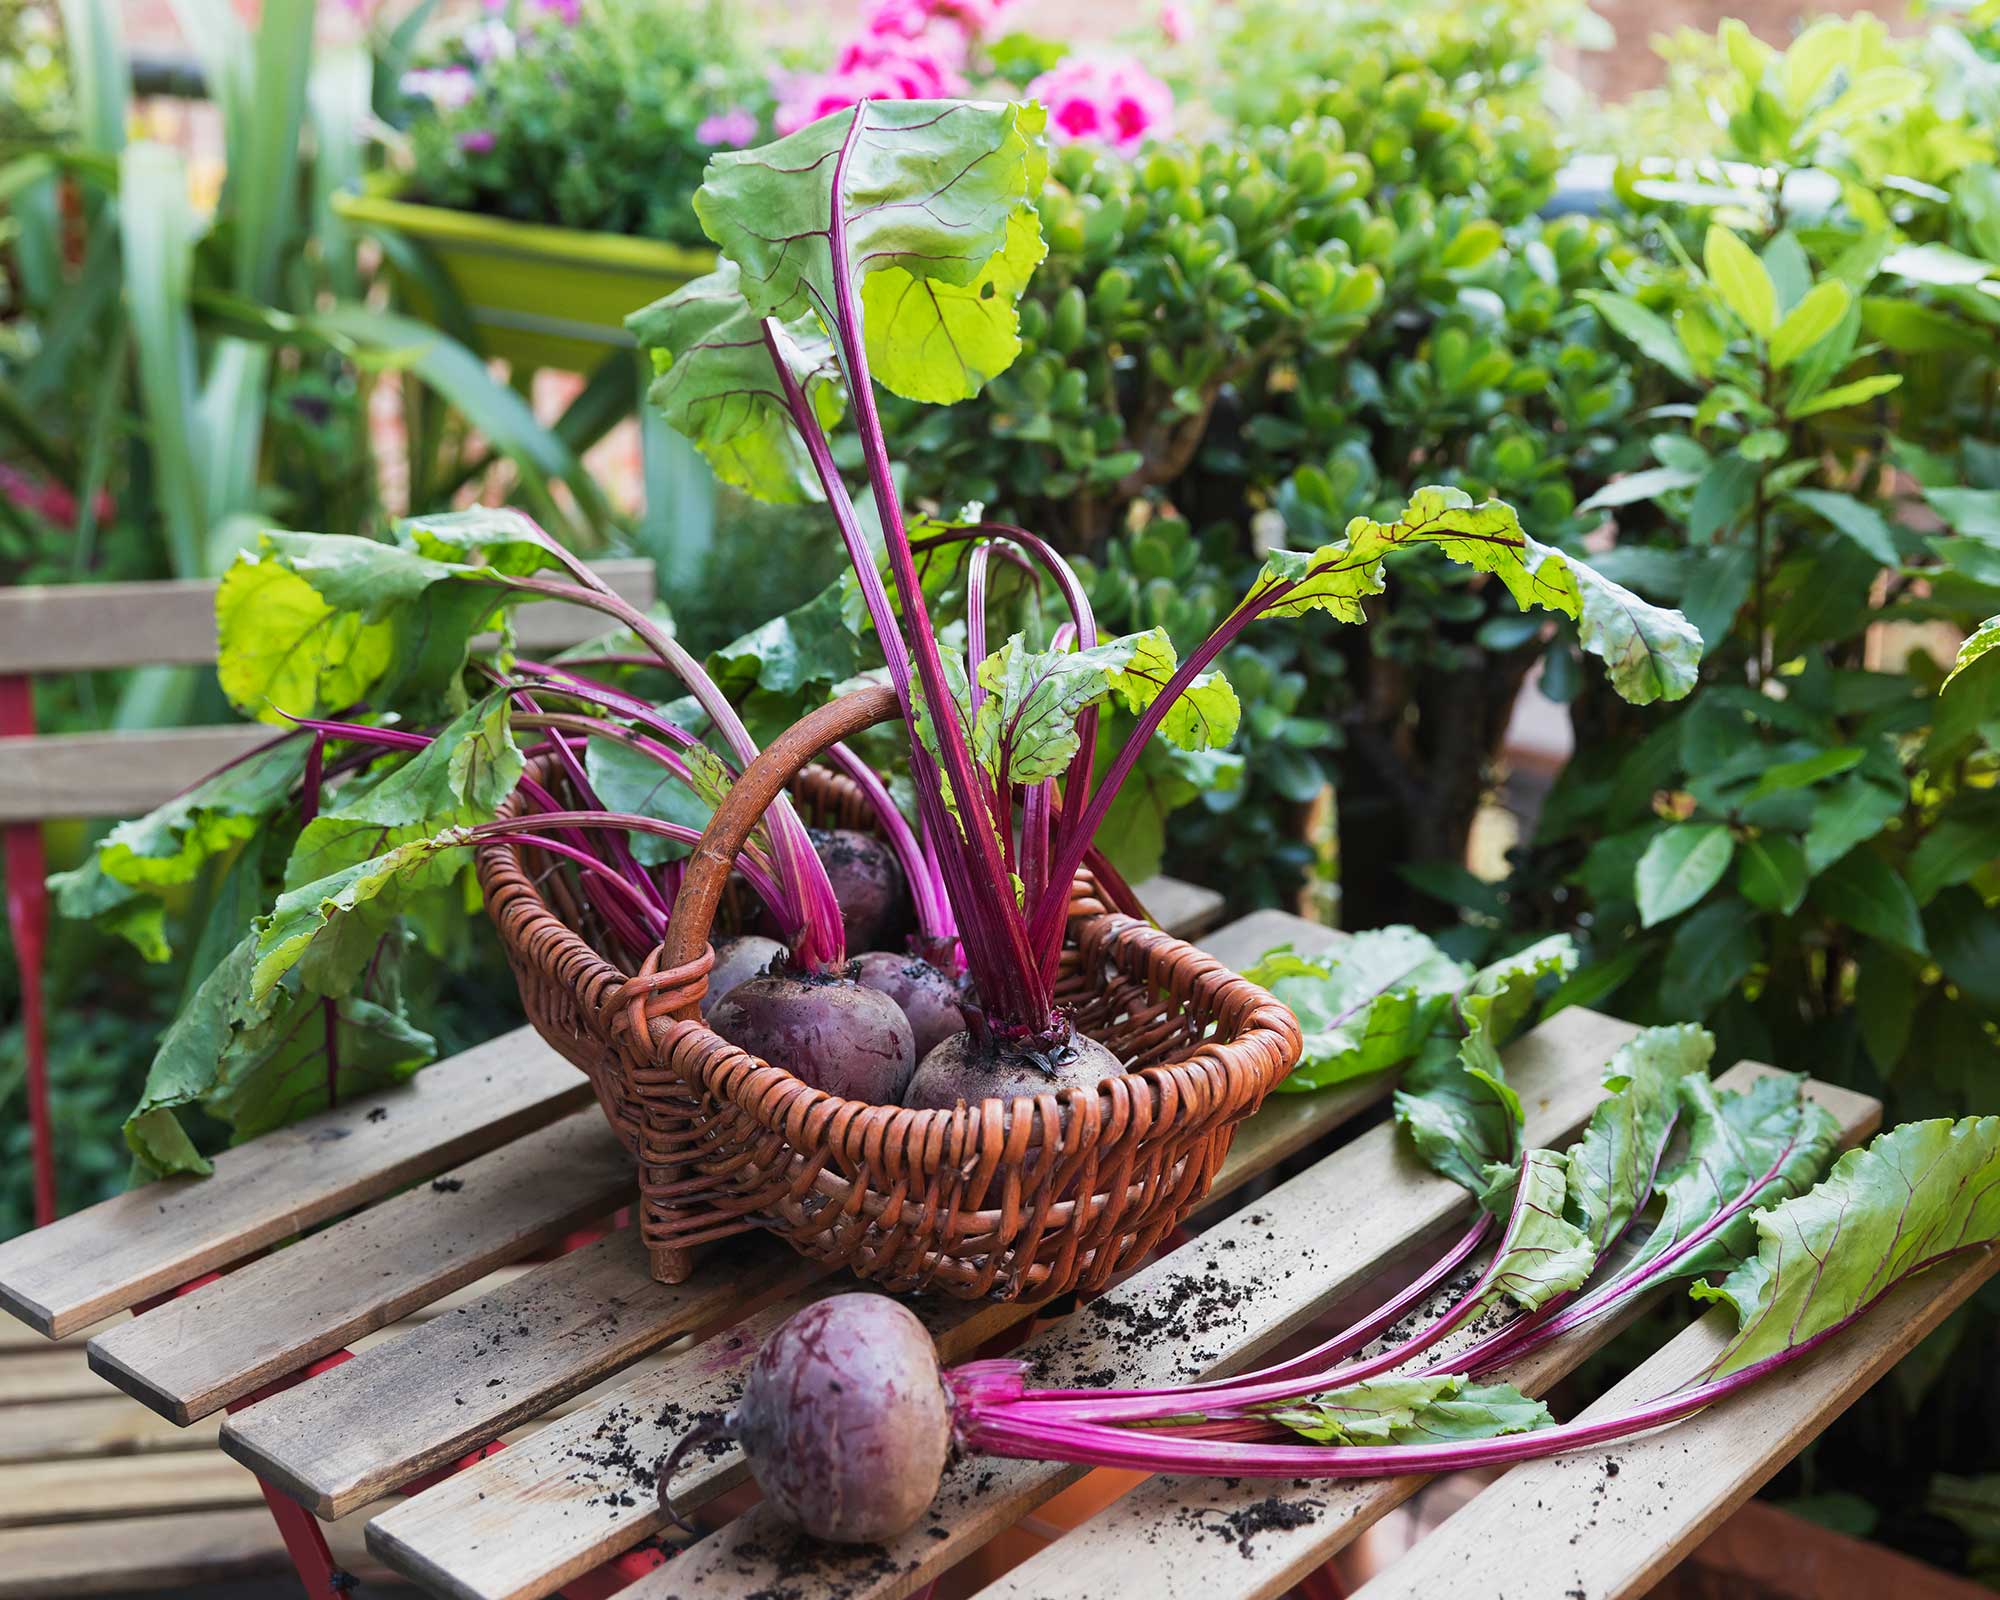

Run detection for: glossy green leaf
[[1579, 290, 1695, 385], [1636, 822, 1735, 927], [1736, 832, 1810, 915], [1768, 280, 1851, 368], [1705, 226, 1779, 338], [1788, 373, 1901, 419], [1787, 489, 1900, 567], [1941, 614, 2000, 695], [1810, 848, 1928, 955], [1660, 897, 1761, 1016]]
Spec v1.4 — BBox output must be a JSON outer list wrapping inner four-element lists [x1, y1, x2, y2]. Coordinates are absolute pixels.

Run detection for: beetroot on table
[[708, 971, 917, 1103], [849, 951, 966, 1061], [902, 1027, 1124, 1110], [663, 1293, 951, 1545]]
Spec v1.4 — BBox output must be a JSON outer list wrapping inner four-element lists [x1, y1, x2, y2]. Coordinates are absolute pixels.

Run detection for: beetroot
[[709, 971, 917, 1102], [850, 951, 967, 1061], [666, 1293, 950, 1545], [701, 934, 786, 1017], [809, 826, 907, 951], [903, 1028, 1125, 1110]]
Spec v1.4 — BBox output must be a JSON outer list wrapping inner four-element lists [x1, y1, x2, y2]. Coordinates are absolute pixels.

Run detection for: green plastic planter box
[[333, 190, 714, 374]]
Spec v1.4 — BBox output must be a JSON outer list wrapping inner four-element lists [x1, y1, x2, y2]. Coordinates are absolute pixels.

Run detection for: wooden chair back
[[0, 559, 655, 1224]]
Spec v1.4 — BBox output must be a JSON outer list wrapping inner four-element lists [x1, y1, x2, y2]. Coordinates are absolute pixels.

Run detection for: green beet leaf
[[1476, 1148, 1598, 1314], [1618, 1072, 1842, 1285], [692, 98, 1048, 406], [1261, 1374, 1552, 1446], [970, 628, 1239, 788], [1561, 1024, 1713, 1253], [1246, 927, 1470, 1093], [283, 693, 520, 888], [1393, 937, 1575, 1195], [1696, 1116, 2000, 1379], [253, 828, 478, 1002], [1244, 488, 1702, 705], [217, 515, 572, 724], [629, 262, 845, 503]]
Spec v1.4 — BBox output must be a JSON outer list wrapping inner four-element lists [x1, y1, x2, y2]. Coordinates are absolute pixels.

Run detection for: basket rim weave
[[478, 687, 1303, 1296]]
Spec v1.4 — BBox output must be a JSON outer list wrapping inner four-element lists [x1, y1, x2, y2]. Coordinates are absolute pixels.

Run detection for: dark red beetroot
[[700, 934, 787, 1017], [850, 951, 966, 1061], [903, 1028, 1125, 1110], [709, 971, 917, 1103], [664, 1293, 950, 1544], [809, 826, 906, 951]]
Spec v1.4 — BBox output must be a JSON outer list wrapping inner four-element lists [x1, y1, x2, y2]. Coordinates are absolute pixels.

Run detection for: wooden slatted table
[[1, 892, 1985, 1600]]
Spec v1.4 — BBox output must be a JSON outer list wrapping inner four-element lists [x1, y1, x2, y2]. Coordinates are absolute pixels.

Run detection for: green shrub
[[1505, 13, 1999, 1114], [891, 0, 1644, 921]]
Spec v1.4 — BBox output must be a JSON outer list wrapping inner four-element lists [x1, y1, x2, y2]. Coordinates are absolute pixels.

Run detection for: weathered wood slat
[[87, 1109, 634, 1424], [366, 1001, 1627, 1600], [1350, 1226, 1994, 1600], [0, 1396, 221, 1463], [601, 1007, 1648, 1600], [968, 1068, 1882, 1600], [0, 1450, 267, 1526], [0, 724, 273, 823], [1134, 875, 1227, 941], [223, 1227, 819, 1517], [0, 559, 655, 674], [0, 1507, 392, 1599], [0, 1349, 108, 1406], [0, 1026, 590, 1338]]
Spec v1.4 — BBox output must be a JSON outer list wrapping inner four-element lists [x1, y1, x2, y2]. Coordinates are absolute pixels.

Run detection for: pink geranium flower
[[1026, 56, 1174, 155], [775, 40, 968, 135], [458, 128, 497, 153], [865, 0, 1013, 43], [1160, 2, 1192, 43]]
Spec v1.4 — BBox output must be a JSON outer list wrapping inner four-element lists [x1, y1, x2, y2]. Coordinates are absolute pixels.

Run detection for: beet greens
[[633, 97, 1705, 1054]]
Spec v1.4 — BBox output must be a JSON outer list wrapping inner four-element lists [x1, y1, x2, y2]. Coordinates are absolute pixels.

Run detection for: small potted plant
[[335, 0, 770, 371]]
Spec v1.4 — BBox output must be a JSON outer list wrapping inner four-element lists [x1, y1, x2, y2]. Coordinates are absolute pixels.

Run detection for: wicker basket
[[478, 686, 1303, 1301]]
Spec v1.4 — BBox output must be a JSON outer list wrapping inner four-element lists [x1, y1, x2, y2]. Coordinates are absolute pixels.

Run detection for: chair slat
[[365, 1002, 1632, 1600], [1349, 1213, 1992, 1600], [966, 1067, 1882, 1600], [0, 559, 656, 674], [0, 1507, 392, 1598], [0, 1026, 590, 1339], [87, 1109, 633, 1424], [0, 725, 273, 823], [0, 1349, 107, 1405], [0, 1450, 267, 1526], [223, 1228, 819, 1517], [0, 1397, 220, 1464]]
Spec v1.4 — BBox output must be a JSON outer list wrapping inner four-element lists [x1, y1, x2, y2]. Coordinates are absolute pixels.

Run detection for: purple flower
[[696, 107, 760, 148], [458, 128, 497, 154]]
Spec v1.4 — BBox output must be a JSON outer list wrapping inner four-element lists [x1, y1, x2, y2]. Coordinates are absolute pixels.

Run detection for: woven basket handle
[[658, 684, 902, 1017]]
